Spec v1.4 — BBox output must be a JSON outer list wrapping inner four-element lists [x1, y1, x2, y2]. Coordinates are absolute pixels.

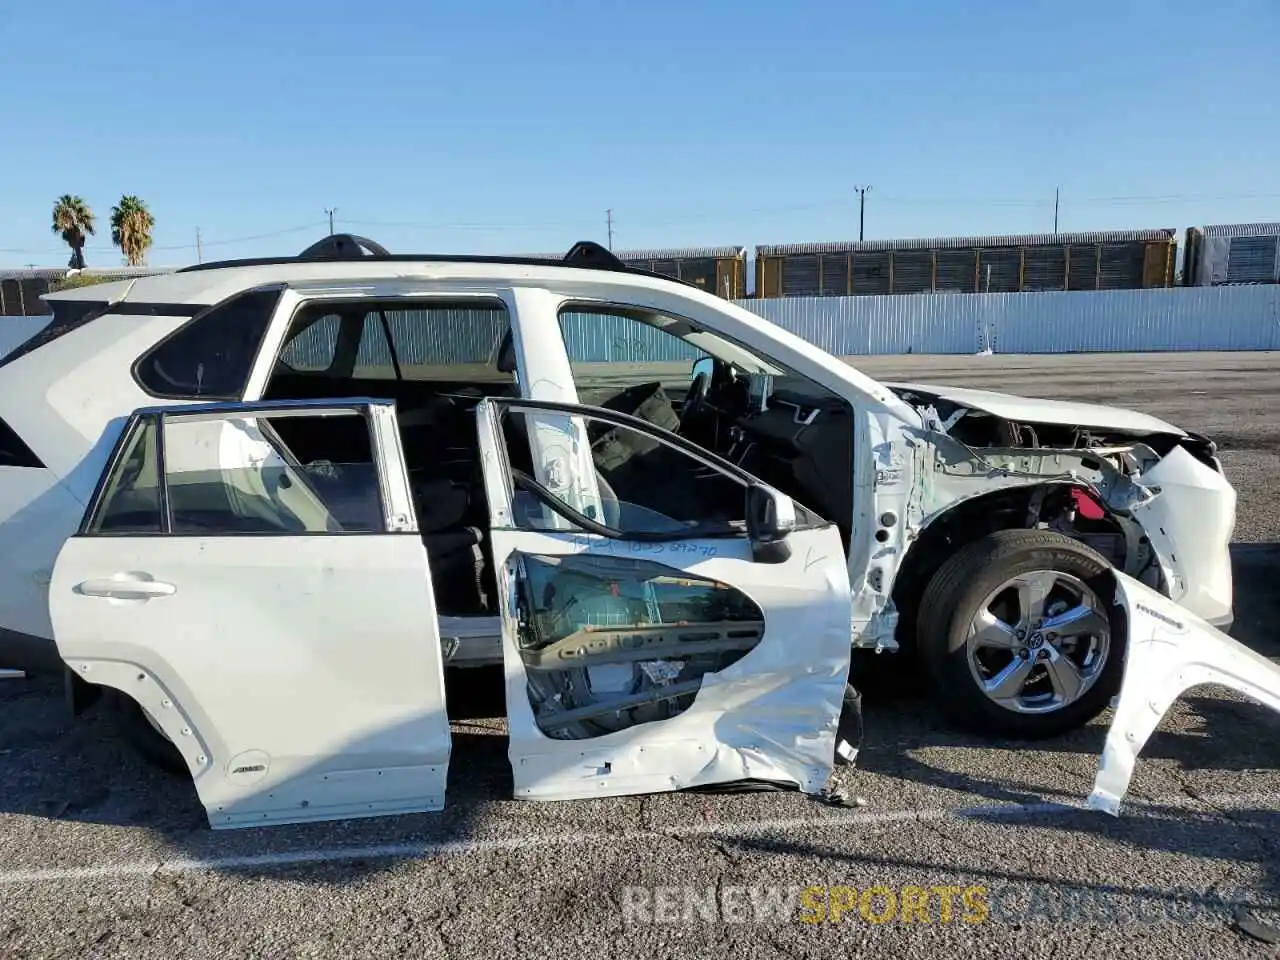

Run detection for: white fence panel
[[735, 286, 1280, 355]]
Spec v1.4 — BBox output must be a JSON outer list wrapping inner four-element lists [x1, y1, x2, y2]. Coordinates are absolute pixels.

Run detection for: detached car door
[[49, 399, 451, 829], [475, 397, 853, 801]]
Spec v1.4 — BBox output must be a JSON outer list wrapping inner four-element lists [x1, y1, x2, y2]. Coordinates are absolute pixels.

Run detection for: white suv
[[0, 236, 1249, 828]]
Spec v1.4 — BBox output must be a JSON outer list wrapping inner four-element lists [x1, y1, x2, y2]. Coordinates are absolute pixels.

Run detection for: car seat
[[411, 475, 488, 615]]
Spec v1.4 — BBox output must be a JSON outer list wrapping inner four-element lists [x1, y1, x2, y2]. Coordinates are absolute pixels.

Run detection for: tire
[[917, 529, 1126, 739], [108, 691, 188, 775]]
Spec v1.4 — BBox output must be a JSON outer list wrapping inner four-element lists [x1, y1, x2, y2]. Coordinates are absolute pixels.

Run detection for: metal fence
[[4, 285, 1279, 367], [735, 285, 1280, 355]]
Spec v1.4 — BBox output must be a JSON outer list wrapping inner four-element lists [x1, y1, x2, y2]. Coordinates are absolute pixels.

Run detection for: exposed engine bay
[[884, 383, 1234, 621]]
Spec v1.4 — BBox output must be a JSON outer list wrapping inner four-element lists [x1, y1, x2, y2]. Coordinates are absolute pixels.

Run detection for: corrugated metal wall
[[738, 294, 982, 354], [735, 285, 1280, 355], [558, 312, 703, 363], [6, 286, 1279, 368]]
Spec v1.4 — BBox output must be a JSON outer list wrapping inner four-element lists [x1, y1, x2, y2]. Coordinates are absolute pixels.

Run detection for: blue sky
[[1, 0, 1277, 267]]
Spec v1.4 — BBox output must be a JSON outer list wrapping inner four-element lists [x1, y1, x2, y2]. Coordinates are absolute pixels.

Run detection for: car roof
[[41, 238, 703, 310]]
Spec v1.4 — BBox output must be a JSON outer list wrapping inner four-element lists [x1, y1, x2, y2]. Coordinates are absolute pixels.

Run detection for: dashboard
[[694, 377, 855, 539]]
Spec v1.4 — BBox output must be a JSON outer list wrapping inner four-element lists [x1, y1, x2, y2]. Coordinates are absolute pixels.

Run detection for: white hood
[[886, 382, 1186, 436]]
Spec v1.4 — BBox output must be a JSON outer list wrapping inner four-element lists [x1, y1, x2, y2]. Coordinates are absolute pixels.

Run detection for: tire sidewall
[[926, 534, 1127, 738]]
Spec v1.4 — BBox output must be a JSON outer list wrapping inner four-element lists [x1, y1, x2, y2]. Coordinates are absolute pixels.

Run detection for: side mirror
[[690, 356, 715, 382], [745, 483, 795, 564]]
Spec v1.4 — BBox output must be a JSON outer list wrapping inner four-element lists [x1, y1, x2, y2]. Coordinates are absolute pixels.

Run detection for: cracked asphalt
[[2, 352, 1279, 959]]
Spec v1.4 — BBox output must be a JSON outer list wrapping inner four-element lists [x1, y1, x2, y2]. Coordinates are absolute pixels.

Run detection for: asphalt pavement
[[1, 351, 1278, 959]]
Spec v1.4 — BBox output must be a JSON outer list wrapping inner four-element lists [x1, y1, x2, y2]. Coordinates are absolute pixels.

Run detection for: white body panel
[[47, 400, 452, 829], [0, 316, 51, 360], [885, 381, 1187, 435], [1091, 572, 1280, 814], [1129, 445, 1236, 625], [0, 469, 83, 644], [491, 528, 853, 801], [51, 535, 452, 828]]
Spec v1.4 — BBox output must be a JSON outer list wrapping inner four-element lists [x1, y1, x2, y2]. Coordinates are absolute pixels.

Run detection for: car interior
[[258, 300, 855, 619]]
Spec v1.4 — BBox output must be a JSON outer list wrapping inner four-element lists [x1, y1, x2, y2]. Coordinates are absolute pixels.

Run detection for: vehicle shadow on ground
[[0, 667, 517, 882], [727, 803, 1280, 921]]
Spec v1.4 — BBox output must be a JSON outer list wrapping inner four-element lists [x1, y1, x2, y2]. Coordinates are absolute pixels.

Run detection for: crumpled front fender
[[1089, 570, 1280, 815], [1128, 445, 1236, 626]]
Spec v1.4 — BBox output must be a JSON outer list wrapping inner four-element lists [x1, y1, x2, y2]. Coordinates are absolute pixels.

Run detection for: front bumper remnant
[[1089, 571, 1280, 815]]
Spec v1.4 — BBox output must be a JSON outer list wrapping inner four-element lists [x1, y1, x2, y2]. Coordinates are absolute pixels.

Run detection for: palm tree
[[110, 195, 156, 266], [51, 195, 96, 269]]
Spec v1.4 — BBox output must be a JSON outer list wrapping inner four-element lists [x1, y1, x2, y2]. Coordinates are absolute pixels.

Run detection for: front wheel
[[917, 529, 1126, 739]]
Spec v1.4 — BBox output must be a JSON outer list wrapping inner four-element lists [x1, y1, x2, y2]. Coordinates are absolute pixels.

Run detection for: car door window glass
[[500, 407, 748, 537], [87, 416, 163, 534], [163, 412, 383, 534], [85, 409, 386, 536], [555, 303, 855, 542]]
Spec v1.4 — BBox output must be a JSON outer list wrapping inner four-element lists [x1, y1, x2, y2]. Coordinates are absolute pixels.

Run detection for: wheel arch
[[890, 480, 1145, 653]]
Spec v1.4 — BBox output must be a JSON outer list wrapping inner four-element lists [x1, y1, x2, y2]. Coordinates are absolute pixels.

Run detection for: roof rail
[[173, 235, 699, 290]]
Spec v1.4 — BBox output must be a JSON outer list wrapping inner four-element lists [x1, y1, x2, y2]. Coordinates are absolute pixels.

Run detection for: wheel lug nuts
[[1018, 648, 1030, 659]]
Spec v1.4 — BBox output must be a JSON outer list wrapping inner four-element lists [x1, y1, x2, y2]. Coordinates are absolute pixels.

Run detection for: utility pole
[[325, 208, 337, 235], [195, 227, 203, 263], [855, 186, 872, 241], [1053, 187, 1060, 234], [606, 208, 614, 250]]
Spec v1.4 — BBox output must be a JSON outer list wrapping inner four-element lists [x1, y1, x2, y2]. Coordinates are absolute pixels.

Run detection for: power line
[[0, 221, 329, 257]]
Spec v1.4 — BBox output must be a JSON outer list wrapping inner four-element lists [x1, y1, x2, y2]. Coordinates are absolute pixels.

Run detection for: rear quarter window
[[134, 287, 283, 400]]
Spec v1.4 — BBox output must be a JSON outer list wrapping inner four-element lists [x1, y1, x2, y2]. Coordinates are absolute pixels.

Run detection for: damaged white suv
[[0, 236, 1248, 828]]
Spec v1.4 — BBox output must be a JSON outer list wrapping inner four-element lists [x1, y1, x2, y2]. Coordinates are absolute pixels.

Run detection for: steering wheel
[[679, 371, 711, 434]]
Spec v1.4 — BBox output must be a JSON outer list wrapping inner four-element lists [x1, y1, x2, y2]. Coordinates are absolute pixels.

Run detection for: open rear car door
[[49, 399, 451, 829], [475, 397, 854, 801]]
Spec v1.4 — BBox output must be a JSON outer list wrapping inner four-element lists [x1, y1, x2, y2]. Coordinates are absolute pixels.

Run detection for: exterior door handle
[[76, 577, 176, 600]]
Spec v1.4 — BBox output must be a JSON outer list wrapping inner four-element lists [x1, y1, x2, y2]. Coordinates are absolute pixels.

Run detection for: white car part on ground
[[1089, 571, 1280, 815]]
